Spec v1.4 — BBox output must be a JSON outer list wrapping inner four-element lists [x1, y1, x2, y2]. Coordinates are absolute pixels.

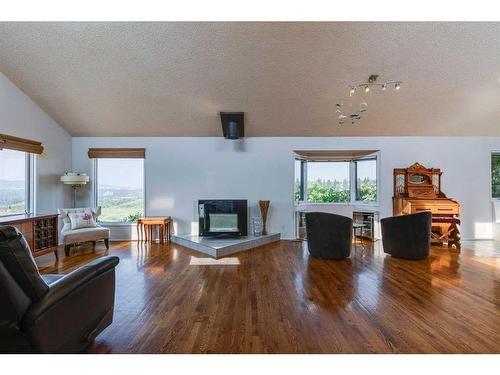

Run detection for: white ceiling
[[1, 22, 500, 137]]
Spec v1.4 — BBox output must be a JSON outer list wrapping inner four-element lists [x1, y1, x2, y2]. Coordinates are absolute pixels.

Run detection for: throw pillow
[[68, 210, 97, 230]]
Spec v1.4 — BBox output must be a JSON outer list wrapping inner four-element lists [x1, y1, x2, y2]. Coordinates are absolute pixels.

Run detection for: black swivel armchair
[[381, 212, 432, 260], [0, 225, 119, 353], [305, 212, 352, 260]]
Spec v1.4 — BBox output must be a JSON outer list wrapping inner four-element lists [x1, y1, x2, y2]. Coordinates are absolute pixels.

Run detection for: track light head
[[364, 85, 370, 93], [381, 84, 387, 91], [349, 86, 356, 96], [395, 82, 401, 90]]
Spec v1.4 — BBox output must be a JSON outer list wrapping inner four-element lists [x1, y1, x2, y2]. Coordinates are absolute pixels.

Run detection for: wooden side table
[[137, 216, 172, 244]]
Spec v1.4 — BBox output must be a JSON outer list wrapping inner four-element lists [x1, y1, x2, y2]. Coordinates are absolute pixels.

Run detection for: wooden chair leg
[[64, 244, 71, 256], [104, 238, 109, 249]]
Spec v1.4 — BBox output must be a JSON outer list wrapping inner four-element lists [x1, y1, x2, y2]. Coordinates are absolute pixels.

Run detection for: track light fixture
[[336, 102, 368, 126], [348, 74, 402, 96], [336, 75, 401, 126]]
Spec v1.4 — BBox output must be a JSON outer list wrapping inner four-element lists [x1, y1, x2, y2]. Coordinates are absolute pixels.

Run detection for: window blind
[[293, 150, 378, 161], [0, 133, 44, 154], [87, 148, 146, 159]]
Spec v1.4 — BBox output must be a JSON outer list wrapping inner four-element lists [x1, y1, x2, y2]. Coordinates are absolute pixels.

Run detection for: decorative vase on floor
[[259, 200, 270, 235]]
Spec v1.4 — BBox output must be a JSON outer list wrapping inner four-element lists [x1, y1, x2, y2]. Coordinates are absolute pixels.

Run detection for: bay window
[[294, 152, 378, 204]]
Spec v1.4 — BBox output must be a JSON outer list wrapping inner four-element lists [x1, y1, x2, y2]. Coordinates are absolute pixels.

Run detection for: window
[[94, 158, 144, 222], [0, 149, 33, 216], [355, 158, 377, 202], [306, 161, 350, 203], [294, 154, 378, 204], [491, 152, 500, 199], [294, 158, 305, 202]]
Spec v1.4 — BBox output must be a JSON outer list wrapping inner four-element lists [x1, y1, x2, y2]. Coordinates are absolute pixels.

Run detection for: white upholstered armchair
[[58, 207, 110, 256]]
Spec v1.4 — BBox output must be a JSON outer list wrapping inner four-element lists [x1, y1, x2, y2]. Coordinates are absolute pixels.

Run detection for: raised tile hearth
[[171, 233, 281, 258]]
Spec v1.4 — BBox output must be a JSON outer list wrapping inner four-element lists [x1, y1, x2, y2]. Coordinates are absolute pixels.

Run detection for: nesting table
[[137, 216, 173, 244]]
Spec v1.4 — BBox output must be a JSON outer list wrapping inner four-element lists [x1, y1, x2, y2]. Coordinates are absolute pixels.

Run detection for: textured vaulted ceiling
[[1, 22, 500, 137]]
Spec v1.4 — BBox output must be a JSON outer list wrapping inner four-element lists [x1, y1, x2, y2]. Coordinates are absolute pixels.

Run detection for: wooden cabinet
[[0, 214, 59, 259]]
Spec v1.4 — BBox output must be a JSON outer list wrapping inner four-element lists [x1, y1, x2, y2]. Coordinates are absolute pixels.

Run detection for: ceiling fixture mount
[[349, 74, 402, 97], [220, 112, 244, 139]]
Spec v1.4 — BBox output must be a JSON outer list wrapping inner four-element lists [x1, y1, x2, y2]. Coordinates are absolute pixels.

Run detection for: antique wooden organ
[[393, 163, 461, 249]]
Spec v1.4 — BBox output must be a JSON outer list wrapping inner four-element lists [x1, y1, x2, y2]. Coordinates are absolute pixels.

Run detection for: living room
[[1, 1, 499, 373]]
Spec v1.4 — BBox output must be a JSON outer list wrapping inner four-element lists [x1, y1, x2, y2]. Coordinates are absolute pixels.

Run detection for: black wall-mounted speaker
[[220, 112, 244, 139]]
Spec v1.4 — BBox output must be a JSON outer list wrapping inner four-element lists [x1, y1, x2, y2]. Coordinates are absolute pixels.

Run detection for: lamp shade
[[60, 172, 89, 185]]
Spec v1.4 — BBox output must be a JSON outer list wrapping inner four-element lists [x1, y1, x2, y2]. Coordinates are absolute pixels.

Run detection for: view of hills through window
[[96, 158, 144, 222], [0, 149, 26, 216]]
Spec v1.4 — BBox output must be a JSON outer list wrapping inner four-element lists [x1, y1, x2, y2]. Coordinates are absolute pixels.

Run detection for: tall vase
[[259, 200, 270, 235]]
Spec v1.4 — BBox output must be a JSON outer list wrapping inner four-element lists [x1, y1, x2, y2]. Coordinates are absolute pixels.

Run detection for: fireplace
[[198, 200, 248, 236]]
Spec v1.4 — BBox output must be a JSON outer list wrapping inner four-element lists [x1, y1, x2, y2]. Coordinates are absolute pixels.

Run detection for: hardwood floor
[[35, 239, 500, 354]]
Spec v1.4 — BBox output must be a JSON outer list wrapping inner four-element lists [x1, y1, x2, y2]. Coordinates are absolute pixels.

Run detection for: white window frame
[[294, 157, 307, 204], [293, 152, 380, 206], [27, 153, 36, 214], [91, 158, 146, 226]]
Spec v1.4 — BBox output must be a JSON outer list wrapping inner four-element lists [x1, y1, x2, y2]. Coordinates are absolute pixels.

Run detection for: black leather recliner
[[0, 225, 119, 353], [305, 212, 352, 260], [381, 212, 432, 260]]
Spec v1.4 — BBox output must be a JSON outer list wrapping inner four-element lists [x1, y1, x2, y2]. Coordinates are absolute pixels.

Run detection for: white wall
[[2, 70, 498, 242], [72, 136, 500, 241], [0, 73, 72, 215]]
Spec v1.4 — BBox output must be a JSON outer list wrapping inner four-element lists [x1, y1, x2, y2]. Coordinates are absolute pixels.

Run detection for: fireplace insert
[[198, 200, 248, 236]]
